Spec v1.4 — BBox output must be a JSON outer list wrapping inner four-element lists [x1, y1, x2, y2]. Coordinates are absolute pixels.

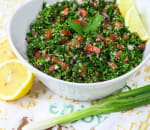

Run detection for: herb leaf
[[68, 19, 83, 34], [68, 14, 104, 35], [83, 14, 104, 33]]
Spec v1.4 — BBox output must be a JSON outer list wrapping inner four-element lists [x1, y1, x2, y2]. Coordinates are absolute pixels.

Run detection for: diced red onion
[[40, 35, 43, 40], [45, 57, 50, 61], [52, 71, 56, 74], [102, 12, 108, 17], [32, 32, 38, 37], [26, 38, 30, 43], [128, 45, 134, 50], [103, 17, 109, 23], [70, 59, 73, 64], [113, 51, 117, 56], [87, 52, 92, 57], [95, 38, 101, 42], [78, 8, 82, 11]]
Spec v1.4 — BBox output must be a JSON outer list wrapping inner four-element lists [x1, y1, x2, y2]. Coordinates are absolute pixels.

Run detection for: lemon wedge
[[125, 6, 150, 41], [117, 0, 134, 18], [0, 60, 34, 101], [0, 37, 17, 64]]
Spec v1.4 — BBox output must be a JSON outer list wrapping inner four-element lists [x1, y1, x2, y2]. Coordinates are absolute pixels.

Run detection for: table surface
[[0, 0, 150, 130]]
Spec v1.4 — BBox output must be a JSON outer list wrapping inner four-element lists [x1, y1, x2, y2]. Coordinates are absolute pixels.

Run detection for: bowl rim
[[7, 0, 150, 87]]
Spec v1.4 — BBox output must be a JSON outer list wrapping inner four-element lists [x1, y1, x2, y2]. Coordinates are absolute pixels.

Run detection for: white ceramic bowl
[[8, 0, 150, 101]]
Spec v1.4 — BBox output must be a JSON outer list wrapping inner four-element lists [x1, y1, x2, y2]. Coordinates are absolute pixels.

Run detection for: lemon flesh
[[125, 7, 150, 41], [0, 60, 34, 101], [0, 37, 17, 64], [117, 0, 134, 18]]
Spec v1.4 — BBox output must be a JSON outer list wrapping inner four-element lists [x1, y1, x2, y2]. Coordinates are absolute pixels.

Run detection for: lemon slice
[[0, 37, 17, 64], [0, 60, 34, 101], [125, 7, 150, 41], [117, 0, 134, 18]]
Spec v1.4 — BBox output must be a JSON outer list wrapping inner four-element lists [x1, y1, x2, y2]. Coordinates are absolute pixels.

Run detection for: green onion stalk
[[23, 85, 150, 130]]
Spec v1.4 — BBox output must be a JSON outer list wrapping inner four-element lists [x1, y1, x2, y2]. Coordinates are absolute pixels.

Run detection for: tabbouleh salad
[[26, 0, 146, 83]]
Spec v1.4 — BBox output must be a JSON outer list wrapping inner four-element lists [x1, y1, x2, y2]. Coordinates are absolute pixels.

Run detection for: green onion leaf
[[23, 85, 150, 130]]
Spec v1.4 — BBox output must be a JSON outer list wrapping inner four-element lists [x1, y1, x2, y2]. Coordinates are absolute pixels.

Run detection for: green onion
[[23, 85, 150, 130], [97, 84, 150, 107]]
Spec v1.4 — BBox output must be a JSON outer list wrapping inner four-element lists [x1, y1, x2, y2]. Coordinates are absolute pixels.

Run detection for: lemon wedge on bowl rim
[[117, 0, 150, 41], [125, 6, 150, 41], [0, 60, 34, 101], [117, 0, 134, 18]]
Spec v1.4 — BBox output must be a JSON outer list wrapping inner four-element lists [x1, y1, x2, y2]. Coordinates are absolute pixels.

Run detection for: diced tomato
[[73, 19, 85, 26], [49, 65, 56, 73], [42, 52, 47, 57], [109, 33, 118, 41], [96, 34, 101, 40], [76, 35, 84, 41], [60, 30, 71, 36], [58, 62, 70, 70], [62, 6, 69, 16], [108, 62, 116, 70], [96, 34, 102, 42], [51, 56, 58, 63], [138, 43, 145, 49], [104, 24, 113, 29], [45, 29, 51, 38], [124, 58, 129, 64], [67, 39, 81, 56], [67, 42, 74, 56], [78, 8, 88, 17], [99, 8, 103, 11], [86, 44, 101, 54], [51, 56, 69, 70], [115, 50, 122, 59], [32, 32, 38, 37], [74, 40, 80, 47], [34, 50, 40, 59], [68, 42, 74, 46], [61, 38, 68, 44], [80, 65, 86, 76], [114, 21, 121, 28], [117, 45, 124, 50], [68, 40, 80, 48], [115, 7, 121, 14], [104, 38, 110, 46], [123, 33, 130, 40], [80, 21, 86, 26], [42, 52, 51, 59], [94, 1, 98, 7], [64, 5, 67, 9], [52, 21, 56, 25], [110, 3, 114, 7], [112, 43, 116, 46], [94, 81, 99, 83], [73, 19, 81, 24]]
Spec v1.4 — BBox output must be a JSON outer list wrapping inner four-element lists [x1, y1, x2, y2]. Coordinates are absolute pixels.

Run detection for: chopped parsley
[[26, 0, 145, 83]]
